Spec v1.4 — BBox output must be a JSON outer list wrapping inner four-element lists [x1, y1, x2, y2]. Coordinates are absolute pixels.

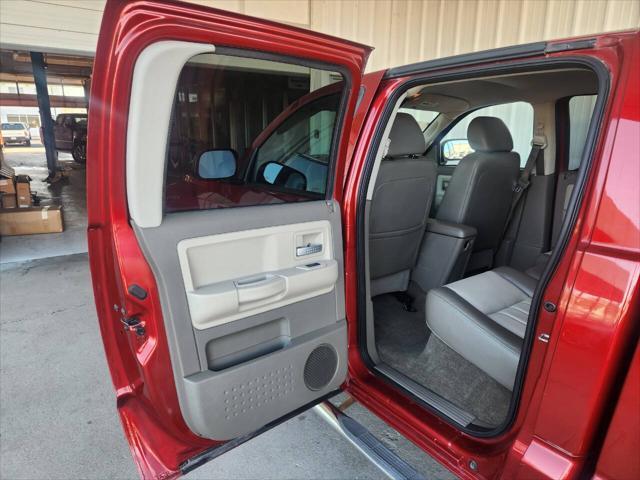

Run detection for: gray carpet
[[373, 291, 511, 427]]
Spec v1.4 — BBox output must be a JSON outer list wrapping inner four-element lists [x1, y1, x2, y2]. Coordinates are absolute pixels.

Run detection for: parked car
[[87, 2, 639, 479], [52, 113, 87, 162], [0, 122, 31, 146]]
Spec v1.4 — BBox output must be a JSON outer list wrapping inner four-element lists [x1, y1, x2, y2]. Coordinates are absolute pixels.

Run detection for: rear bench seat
[[425, 267, 537, 390]]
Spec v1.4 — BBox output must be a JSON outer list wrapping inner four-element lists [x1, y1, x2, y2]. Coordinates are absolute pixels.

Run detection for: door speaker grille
[[304, 344, 338, 391]]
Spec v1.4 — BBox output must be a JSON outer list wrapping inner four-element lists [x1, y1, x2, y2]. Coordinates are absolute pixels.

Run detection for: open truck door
[[87, 0, 373, 477]]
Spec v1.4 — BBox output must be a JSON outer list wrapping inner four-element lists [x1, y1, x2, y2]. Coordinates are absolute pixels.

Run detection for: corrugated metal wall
[[309, 0, 640, 71], [1, 0, 639, 70]]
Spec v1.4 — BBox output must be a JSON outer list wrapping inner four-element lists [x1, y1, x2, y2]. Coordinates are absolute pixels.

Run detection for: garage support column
[[30, 52, 58, 179]]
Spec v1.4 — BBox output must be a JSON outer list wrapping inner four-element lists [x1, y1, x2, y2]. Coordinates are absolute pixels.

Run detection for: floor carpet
[[373, 291, 511, 427]]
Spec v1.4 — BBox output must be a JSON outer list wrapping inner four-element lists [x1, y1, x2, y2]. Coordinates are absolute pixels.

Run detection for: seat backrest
[[436, 116, 520, 260], [551, 170, 578, 248], [369, 113, 437, 296]]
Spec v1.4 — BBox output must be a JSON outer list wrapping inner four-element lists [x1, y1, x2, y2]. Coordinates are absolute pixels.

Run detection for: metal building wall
[[310, 0, 640, 71], [0, 0, 639, 69]]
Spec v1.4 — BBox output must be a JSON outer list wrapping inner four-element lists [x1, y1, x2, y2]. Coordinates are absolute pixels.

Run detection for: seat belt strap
[[499, 135, 547, 248]]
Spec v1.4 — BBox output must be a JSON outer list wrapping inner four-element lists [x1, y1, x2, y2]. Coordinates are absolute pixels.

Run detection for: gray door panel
[[134, 200, 346, 440]]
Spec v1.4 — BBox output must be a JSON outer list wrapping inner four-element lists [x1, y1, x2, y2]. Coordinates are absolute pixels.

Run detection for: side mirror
[[197, 149, 237, 179], [258, 161, 307, 191], [441, 138, 474, 164]]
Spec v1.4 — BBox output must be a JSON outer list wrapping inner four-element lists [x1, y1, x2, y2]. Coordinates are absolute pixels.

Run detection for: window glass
[[6, 114, 41, 128], [398, 107, 438, 131], [0, 82, 18, 94], [568, 95, 597, 170], [252, 94, 339, 194], [48, 84, 64, 96], [165, 53, 344, 212], [17, 83, 37, 95], [62, 85, 85, 97], [440, 102, 534, 166]]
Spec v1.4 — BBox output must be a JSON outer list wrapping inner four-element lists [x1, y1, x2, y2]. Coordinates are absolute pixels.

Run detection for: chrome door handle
[[296, 243, 322, 257]]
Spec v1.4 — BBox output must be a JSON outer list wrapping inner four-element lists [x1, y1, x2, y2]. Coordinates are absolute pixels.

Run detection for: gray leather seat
[[369, 113, 437, 297], [525, 251, 551, 280], [436, 117, 520, 271], [425, 266, 536, 390]]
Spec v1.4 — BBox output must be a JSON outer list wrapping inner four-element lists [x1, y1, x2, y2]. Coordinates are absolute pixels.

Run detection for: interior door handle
[[296, 243, 323, 257], [235, 275, 286, 305]]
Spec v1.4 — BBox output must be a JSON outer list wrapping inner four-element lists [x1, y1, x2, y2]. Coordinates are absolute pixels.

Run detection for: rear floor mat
[[373, 293, 511, 427]]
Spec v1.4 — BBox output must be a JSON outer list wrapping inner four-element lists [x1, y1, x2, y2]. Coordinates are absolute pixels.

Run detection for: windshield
[[1, 123, 26, 131]]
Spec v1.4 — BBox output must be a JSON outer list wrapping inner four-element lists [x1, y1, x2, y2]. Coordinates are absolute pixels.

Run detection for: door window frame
[[126, 41, 353, 227]]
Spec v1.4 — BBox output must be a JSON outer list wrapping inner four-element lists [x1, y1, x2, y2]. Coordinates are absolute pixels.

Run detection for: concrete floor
[[0, 145, 454, 479], [1, 143, 87, 264]]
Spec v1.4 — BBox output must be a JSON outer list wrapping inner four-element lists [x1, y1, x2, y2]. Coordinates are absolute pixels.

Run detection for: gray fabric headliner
[[403, 68, 598, 113]]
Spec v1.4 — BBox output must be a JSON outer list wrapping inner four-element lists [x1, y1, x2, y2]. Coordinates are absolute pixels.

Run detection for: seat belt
[[499, 134, 547, 248]]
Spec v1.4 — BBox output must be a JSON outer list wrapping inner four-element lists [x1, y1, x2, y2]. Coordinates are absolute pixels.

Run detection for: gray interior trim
[[363, 200, 381, 364], [134, 200, 348, 440]]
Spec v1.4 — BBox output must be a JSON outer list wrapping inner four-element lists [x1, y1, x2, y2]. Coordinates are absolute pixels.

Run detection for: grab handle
[[235, 275, 286, 304]]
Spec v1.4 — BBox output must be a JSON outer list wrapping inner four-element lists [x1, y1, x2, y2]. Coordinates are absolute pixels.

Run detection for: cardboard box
[[0, 206, 64, 236], [15, 175, 32, 208], [0, 178, 15, 195], [0, 193, 17, 209]]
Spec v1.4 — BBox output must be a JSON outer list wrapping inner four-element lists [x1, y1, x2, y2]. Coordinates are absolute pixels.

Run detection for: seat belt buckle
[[513, 179, 530, 193]]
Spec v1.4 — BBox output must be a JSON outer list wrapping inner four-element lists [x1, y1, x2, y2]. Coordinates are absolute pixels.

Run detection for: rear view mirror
[[258, 161, 307, 191], [197, 149, 237, 179], [441, 138, 474, 164]]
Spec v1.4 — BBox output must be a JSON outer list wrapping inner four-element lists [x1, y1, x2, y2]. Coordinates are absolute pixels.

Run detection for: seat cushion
[[425, 267, 535, 390]]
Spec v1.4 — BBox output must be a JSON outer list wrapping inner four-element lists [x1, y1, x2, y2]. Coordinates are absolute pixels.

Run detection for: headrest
[[467, 116, 513, 152], [386, 113, 427, 158]]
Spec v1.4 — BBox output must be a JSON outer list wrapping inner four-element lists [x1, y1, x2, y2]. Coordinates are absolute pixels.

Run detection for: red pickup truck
[[87, 1, 639, 479]]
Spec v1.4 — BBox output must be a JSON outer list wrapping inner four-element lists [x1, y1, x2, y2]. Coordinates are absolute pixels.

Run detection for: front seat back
[[436, 116, 520, 271], [369, 113, 437, 296]]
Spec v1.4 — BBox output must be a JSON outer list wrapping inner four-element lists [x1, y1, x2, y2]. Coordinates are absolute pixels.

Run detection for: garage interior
[[0, 50, 91, 263]]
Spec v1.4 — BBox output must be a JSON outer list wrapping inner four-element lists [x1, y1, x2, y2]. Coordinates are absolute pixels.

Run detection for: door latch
[[120, 315, 145, 336]]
